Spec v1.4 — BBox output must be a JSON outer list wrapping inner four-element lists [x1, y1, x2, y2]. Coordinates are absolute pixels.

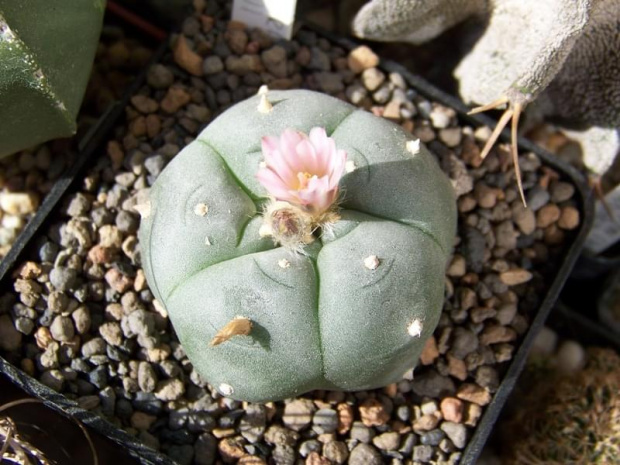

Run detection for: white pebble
[[556, 340, 586, 374], [529, 326, 558, 358], [133, 201, 151, 219], [219, 383, 234, 396]]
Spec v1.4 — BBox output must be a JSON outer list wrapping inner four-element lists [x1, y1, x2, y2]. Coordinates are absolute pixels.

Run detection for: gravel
[[0, 25, 153, 259], [0, 2, 583, 464]]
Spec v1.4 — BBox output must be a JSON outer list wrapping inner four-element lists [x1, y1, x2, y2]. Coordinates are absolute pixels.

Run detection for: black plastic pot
[[0, 23, 594, 465]]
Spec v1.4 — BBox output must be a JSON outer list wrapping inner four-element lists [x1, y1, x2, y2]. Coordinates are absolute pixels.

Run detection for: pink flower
[[256, 127, 347, 215]]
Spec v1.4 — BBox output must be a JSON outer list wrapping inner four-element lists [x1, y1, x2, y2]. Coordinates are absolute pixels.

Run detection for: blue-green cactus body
[[139, 90, 456, 402]]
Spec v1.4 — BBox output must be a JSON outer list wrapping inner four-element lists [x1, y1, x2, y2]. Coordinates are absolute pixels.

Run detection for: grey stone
[[398, 433, 417, 454], [463, 227, 486, 273], [272, 445, 296, 465], [133, 392, 162, 415], [72, 306, 91, 334], [495, 220, 517, 249], [361, 67, 386, 91], [65, 193, 91, 217], [168, 444, 194, 465], [440, 422, 467, 449], [451, 328, 479, 359], [396, 405, 410, 422], [261, 45, 288, 77], [154, 378, 184, 401], [350, 421, 375, 443], [411, 370, 456, 398], [282, 398, 315, 431], [348, 443, 382, 465], [526, 186, 550, 211], [324, 440, 349, 464], [550, 182, 575, 203], [48, 291, 69, 314], [138, 361, 158, 393], [50, 315, 75, 342], [299, 439, 322, 457], [315, 72, 344, 94], [265, 425, 299, 447], [144, 154, 166, 176], [420, 429, 445, 446], [372, 83, 391, 104], [413, 444, 433, 462], [91, 207, 114, 227], [309, 47, 330, 71], [373, 431, 400, 451], [116, 210, 139, 234], [122, 309, 155, 337], [14, 317, 34, 334], [240, 403, 266, 443], [88, 365, 108, 389], [99, 386, 116, 416], [475, 366, 500, 391], [345, 83, 368, 105], [313, 408, 339, 434], [147, 64, 174, 89], [39, 241, 59, 262], [81, 337, 106, 357], [49, 267, 78, 292]]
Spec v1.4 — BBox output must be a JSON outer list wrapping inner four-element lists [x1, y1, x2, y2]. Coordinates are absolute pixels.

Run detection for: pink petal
[[256, 168, 296, 201], [261, 135, 279, 154], [279, 130, 307, 173], [296, 139, 320, 175], [309, 127, 332, 170]]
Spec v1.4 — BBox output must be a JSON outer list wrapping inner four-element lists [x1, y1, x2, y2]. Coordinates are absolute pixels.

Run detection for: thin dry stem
[[479, 107, 513, 160], [469, 96, 527, 207], [467, 95, 509, 115], [511, 102, 526, 206]]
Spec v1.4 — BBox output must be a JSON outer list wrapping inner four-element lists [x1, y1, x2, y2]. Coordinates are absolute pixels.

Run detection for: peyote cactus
[[138, 89, 456, 402], [0, 0, 105, 157]]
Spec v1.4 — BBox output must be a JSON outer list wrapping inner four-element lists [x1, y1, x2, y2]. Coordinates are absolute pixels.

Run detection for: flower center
[[295, 171, 314, 190]]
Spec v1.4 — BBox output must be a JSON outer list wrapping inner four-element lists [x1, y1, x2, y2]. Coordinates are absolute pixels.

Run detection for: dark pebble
[[168, 444, 194, 465], [463, 227, 486, 273], [115, 398, 133, 420], [421, 429, 445, 446], [133, 392, 163, 415], [88, 365, 108, 389], [38, 241, 59, 262]]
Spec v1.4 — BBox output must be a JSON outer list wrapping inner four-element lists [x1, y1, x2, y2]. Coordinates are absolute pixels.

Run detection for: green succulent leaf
[[0, 0, 104, 157]]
